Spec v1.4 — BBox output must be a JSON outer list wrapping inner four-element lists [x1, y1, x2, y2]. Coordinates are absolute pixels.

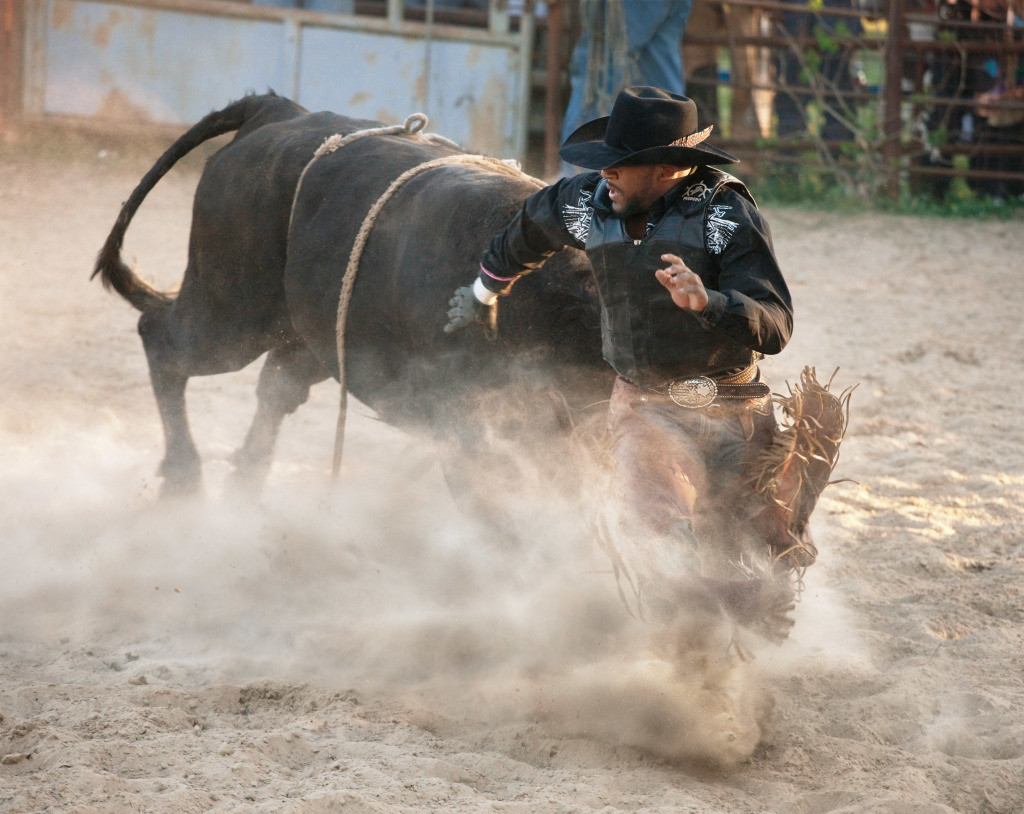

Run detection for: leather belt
[[647, 366, 770, 409]]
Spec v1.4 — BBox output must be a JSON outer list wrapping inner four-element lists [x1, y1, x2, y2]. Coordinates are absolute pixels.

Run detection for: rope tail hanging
[[285, 114, 542, 479]]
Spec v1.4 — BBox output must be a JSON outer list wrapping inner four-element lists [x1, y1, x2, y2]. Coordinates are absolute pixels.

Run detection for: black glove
[[444, 285, 497, 337]]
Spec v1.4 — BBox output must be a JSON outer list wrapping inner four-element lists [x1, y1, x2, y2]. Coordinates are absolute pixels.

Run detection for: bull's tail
[[92, 92, 304, 312]]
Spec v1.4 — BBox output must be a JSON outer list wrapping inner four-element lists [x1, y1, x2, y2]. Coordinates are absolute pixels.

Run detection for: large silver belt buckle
[[667, 376, 718, 408]]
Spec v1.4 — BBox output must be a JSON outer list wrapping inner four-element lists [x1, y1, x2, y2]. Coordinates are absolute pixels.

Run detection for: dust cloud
[[0, 140, 848, 773], [1, 386, 790, 770]]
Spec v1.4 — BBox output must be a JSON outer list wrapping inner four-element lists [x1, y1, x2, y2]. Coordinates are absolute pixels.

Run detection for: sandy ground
[[1, 130, 1022, 814]]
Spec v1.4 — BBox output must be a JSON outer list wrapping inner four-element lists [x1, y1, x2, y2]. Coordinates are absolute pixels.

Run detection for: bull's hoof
[[226, 444, 273, 495], [158, 476, 203, 499], [226, 462, 270, 496], [157, 457, 203, 499]]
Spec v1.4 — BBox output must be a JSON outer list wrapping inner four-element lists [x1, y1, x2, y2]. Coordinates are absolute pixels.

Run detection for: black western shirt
[[479, 166, 793, 388]]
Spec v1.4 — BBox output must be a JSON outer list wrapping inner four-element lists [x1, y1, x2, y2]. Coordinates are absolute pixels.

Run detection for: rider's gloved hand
[[444, 284, 497, 336]]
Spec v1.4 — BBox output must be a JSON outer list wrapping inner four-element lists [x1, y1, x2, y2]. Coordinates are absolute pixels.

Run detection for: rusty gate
[[1, 0, 536, 160]]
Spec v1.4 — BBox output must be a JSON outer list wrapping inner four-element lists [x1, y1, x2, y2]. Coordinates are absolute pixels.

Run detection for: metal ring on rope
[[288, 113, 455, 235]]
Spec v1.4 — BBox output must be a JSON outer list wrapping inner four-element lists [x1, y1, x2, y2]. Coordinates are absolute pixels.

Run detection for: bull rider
[[444, 86, 847, 641]]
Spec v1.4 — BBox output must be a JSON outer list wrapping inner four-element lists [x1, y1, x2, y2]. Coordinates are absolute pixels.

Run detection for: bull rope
[[287, 114, 459, 235], [288, 115, 541, 478]]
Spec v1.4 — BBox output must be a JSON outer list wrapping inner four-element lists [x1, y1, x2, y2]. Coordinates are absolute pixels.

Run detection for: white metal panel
[[297, 25, 522, 155], [37, 0, 290, 123], [21, 0, 533, 158]]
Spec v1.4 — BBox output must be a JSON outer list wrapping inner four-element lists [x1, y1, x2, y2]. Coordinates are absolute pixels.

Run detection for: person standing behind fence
[[772, 0, 865, 142], [560, 0, 695, 174], [968, 0, 1024, 199]]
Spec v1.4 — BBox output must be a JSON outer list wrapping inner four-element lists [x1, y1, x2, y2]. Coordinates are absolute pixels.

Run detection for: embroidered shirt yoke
[[479, 166, 793, 387]]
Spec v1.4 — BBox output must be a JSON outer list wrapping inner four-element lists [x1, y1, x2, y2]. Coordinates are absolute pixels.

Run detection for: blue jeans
[[560, 0, 695, 174]]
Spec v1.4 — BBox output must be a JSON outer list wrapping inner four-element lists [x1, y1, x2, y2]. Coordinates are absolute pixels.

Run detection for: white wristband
[[473, 277, 499, 306]]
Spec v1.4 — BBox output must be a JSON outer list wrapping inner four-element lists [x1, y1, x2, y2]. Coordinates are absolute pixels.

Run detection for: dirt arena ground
[[1, 129, 1022, 814]]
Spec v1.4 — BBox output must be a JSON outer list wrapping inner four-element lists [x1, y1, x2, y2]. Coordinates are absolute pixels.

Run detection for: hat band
[[615, 124, 714, 155], [668, 125, 714, 149]]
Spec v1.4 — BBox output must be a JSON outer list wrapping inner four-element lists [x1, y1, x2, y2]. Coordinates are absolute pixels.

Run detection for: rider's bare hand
[[655, 253, 708, 312]]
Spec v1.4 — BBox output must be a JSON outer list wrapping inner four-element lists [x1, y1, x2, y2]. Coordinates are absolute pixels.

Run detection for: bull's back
[[280, 120, 610, 431], [283, 134, 533, 380]]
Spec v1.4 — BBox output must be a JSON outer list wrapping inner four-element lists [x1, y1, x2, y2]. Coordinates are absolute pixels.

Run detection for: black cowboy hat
[[558, 86, 739, 170]]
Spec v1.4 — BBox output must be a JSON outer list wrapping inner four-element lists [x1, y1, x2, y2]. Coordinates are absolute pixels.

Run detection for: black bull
[[94, 93, 615, 504]]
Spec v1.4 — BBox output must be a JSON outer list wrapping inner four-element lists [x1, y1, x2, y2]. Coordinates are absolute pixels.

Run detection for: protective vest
[[584, 168, 757, 388]]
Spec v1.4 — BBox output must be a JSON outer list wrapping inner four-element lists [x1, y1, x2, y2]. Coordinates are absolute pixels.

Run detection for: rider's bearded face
[[600, 164, 663, 217]]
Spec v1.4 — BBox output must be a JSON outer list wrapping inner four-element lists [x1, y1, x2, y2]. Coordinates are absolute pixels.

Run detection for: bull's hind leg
[[138, 302, 290, 497], [229, 341, 329, 492], [138, 309, 202, 496]]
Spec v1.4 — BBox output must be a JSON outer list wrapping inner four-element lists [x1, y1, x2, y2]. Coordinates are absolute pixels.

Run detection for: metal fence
[[537, 0, 1024, 199], [5, 0, 1023, 198]]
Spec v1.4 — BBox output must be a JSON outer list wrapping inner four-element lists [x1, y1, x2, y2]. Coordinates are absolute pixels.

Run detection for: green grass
[[750, 163, 1024, 220]]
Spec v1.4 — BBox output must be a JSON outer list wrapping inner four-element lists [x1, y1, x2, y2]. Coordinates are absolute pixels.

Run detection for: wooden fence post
[[1, 0, 23, 135], [883, 0, 906, 197]]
